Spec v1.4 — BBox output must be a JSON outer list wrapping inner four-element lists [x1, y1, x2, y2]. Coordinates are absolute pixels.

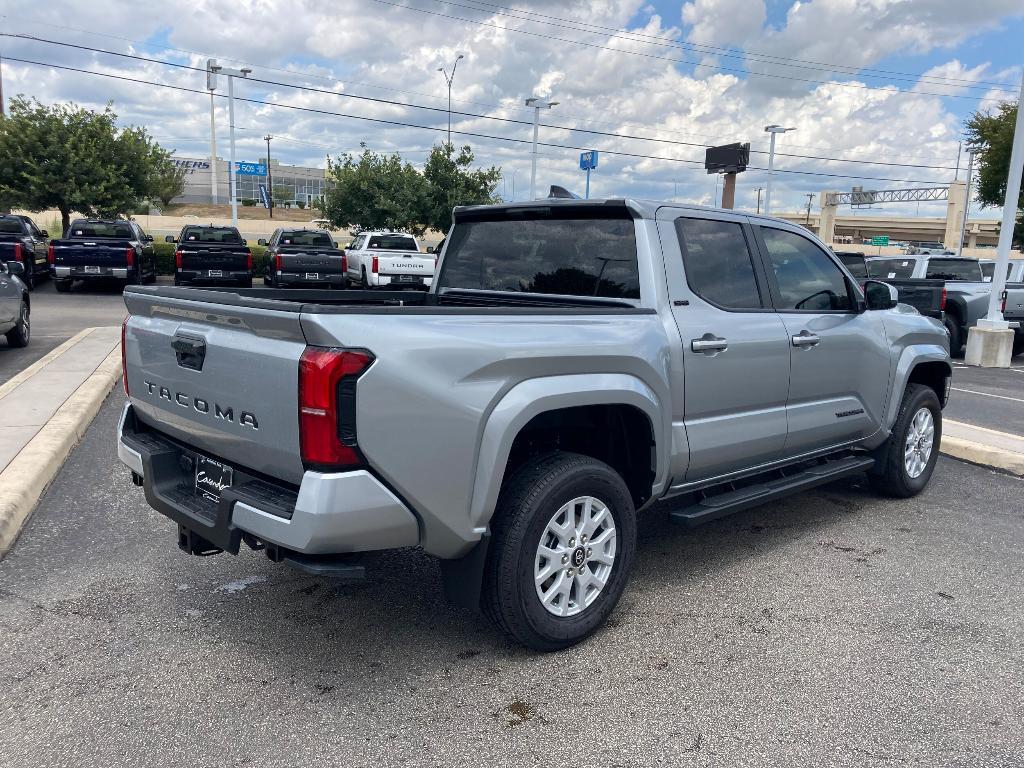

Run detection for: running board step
[[669, 455, 876, 527]]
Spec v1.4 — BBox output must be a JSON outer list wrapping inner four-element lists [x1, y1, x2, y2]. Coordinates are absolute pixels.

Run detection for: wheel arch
[[884, 346, 951, 431]]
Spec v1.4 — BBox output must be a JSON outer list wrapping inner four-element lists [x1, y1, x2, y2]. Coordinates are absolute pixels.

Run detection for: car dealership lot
[[946, 362, 1024, 436], [1, 391, 1022, 767]]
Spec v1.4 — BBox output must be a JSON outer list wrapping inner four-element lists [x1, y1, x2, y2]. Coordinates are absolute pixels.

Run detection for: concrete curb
[[940, 435, 1024, 477], [0, 344, 122, 555], [0, 328, 95, 399]]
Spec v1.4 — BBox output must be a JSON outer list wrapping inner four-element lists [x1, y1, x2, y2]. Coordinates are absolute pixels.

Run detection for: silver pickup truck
[[118, 199, 951, 650]]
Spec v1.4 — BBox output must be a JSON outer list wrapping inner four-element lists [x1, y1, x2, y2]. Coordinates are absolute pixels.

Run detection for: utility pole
[[525, 97, 558, 200], [956, 151, 974, 256], [264, 135, 273, 218], [206, 60, 218, 204], [437, 54, 464, 150], [208, 63, 251, 228], [755, 187, 763, 214], [804, 193, 815, 225], [0, 47, 5, 118], [763, 124, 796, 214]]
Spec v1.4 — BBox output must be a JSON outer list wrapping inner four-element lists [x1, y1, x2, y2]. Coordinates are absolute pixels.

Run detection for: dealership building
[[171, 156, 329, 207]]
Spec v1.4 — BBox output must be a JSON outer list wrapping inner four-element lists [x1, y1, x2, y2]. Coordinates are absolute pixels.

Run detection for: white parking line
[[951, 387, 1024, 404]]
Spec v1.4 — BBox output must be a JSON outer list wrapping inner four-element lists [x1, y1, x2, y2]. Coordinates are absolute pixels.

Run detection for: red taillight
[[298, 347, 374, 470], [47, 244, 55, 264], [12, 243, 22, 262], [174, 250, 183, 269], [434, 254, 439, 270], [940, 287, 947, 312], [121, 316, 130, 396], [125, 247, 135, 267], [1001, 290, 1007, 314], [246, 250, 253, 271], [371, 255, 379, 274], [341, 252, 347, 273], [274, 253, 283, 272]]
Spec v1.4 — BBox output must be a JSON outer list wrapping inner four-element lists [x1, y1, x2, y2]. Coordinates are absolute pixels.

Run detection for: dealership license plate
[[195, 454, 233, 502], [392, 275, 419, 283], [208, 269, 223, 277], [305, 272, 319, 280], [84, 265, 101, 274]]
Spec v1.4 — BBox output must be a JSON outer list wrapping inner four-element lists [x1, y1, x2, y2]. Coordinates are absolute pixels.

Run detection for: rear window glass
[[0, 219, 23, 234], [70, 221, 133, 239], [439, 211, 640, 300], [280, 231, 333, 247], [867, 258, 916, 279], [924, 259, 982, 282], [366, 235, 417, 251], [836, 253, 868, 278], [182, 227, 243, 243]]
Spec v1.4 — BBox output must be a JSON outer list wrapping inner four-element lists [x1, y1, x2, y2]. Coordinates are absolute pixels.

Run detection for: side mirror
[[257, 238, 267, 246], [40, 230, 49, 238], [425, 246, 435, 254], [242, 239, 248, 245], [145, 234, 154, 242], [864, 280, 898, 311], [7, 260, 25, 277], [165, 235, 177, 243]]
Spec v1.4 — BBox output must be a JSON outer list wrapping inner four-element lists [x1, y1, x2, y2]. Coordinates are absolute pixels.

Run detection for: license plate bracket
[[305, 272, 319, 280], [208, 269, 223, 278], [84, 265, 101, 274], [195, 454, 233, 502]]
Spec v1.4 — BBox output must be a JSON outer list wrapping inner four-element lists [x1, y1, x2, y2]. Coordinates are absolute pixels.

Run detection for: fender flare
[[467, 373, 669, 531], [883, 344, 951, 431]]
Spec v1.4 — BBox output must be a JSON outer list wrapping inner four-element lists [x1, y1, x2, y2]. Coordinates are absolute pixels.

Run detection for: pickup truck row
[[119, 198, 953, 650]]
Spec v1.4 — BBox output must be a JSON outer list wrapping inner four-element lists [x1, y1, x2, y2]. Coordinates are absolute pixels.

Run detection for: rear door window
[[675, 218, 763, 309]]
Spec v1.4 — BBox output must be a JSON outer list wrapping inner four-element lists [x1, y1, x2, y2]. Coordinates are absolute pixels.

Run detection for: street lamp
[[437, 54, 464, 150], [206, 59, 219, 205], [763, 124, 796, 215], [525, 97, 558, 200], [209, 62, 251, 227], [264, 135, 273, 218]]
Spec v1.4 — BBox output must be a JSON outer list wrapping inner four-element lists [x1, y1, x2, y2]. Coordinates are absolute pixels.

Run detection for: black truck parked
[[836, 251, 945, 321], [258, 228, 345, 288], [48, 219, 157, 292], [0, 214, 50, 291], [167, 225, 252, 287]]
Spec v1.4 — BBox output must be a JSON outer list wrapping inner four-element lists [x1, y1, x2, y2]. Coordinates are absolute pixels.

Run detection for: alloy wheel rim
[[534, 496, 617, 618], [903, 407, 934, 479]]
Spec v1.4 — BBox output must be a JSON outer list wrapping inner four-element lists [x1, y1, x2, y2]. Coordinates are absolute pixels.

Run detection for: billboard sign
[[579, 150, 599, 171], [705, 142, 750, 174], [236, 162, 267, 176]]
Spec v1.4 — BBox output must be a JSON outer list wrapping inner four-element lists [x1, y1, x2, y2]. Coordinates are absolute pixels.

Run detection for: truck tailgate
[[180, 247, 249, 271], [123, 288, 307, 484], [53, 242, 131, 265], [280, 249, 344, 273], [375, 251, 434, 277]]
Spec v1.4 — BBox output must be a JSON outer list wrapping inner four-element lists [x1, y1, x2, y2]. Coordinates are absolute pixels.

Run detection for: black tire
[[239, 277, 253, 289], [869, 383, 942, 498], [482, 452, 637, 651], [21, 265, 35, 291], [1013, 333, 1024, 358], [943, 316, 963, 358], [263, 273, 274, 287], [360, 267, 369, 289], [53, 278, 72, 293], [5, 299, 30, 348]]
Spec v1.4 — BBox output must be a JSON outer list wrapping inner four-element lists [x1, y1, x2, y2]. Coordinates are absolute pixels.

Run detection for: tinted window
[[761, 227, 853, 311], [924, 258, 982, 282], [867, 258, 916, 279], [675, 218, 761, 309], [181, 227, 244, 243], [69, 221, 134, 239], [366, 235, 417, 251], [0, 218, 23, 234], [980, 262, 995, 281], [280, 231, 333, 247], [836, 253, 868, 278], [440, 212, 640, 300]]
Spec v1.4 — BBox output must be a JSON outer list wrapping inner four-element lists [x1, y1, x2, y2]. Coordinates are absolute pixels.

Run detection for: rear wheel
[[21, 265, 35, 291], [239, 277, 253, 289], [5, 299, 30, 348], [943, 316, 963, 358], [869, 383, 941, 498], [360, 267, 369, 289], [482, 452, 636, 651], [53, 278, 72, 293]]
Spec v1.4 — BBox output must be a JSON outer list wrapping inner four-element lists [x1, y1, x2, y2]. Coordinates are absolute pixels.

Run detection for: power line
[[4, 54, 952, 186], [370, 0, 1017, 101], [2, 34, 964, 172]]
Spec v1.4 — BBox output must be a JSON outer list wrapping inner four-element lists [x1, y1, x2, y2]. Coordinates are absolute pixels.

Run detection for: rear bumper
[[372, 275, 433, 289], [53, 265, 130, 279], [117, 403, 419, 555], [274, 271, 346, 287], [177, 269, 251, 284]]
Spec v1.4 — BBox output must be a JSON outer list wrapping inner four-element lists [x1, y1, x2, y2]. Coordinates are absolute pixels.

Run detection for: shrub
[[241, 198, 257, 207], [296, 200, 306, 210], [153, 241, 268, 275]]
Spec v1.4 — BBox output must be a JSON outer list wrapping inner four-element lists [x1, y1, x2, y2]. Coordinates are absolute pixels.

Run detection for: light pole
[[264, 134, 273, 218], [763, 124, 796, 215], [209, 62, 251, 228], [206, 59, 218, 204], [525, 97, 558, 200], [437, 54, 464, 150]]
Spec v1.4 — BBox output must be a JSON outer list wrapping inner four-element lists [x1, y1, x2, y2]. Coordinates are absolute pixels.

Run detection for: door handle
[[792, 330, 821, 348], [691, 334, 728, 354]]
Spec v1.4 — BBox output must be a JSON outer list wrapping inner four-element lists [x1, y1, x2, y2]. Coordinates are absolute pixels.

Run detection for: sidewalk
[[0, 327, 122, 553], [942, 419, 1024, 477]]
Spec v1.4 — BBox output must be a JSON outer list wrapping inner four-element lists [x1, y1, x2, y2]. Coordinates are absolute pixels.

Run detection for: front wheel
[[482, 452, 636, 651], [5, 299, 30, 348], [869, 383, 941, 498]]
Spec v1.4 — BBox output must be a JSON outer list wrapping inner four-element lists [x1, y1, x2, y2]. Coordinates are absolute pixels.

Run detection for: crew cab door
[[657, 209, 791, 482], [754, 224, 890, 454]]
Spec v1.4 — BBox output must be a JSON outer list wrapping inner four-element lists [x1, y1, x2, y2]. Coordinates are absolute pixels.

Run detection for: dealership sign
[[172, 159, 211, 174], [236, 162, 267, 176]]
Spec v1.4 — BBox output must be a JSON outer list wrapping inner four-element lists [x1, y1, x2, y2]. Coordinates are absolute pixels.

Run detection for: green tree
[[272, 184, 292, 208], [150, 153, 187, 207], [965, 101, 1023, 210], [422, 143, 502, 234], [0, 96, 172, 233], [321, 147, 428, 234]]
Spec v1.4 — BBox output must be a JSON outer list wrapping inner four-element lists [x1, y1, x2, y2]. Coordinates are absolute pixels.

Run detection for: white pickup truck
[[344, 230, 434, 289]]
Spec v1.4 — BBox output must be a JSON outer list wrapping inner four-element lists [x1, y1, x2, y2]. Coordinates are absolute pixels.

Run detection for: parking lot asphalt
[[1, 390, 1022, 768], [947, 362, 1024, 436]]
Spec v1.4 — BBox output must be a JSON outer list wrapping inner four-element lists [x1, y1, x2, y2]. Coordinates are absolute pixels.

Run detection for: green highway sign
[[870, 235, 890, 246]]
